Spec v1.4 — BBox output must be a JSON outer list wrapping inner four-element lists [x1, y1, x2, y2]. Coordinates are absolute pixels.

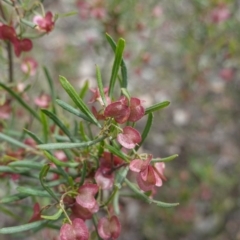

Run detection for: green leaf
[[97, 140, 104, 161], [145, 101, 170, 115], [41, 208, 63, 220], [0, 133, 35, 151], [105, 33, 128, 88], [79, 160, 87, 187], [43, 66, 56, 114], [79, 122, 90, 141], [20, 18, 36, 28], [43, 152, 70, 183], [8, 160, 63, 176], [113, 190, 120, 215], [121, 88, 131, 103], [135, 112, 153, 151], [0, 220, 48, 234], [0, 166, 28, 174], [37, 135, 107, 150], [79, 80, 89, 99], [108, 38, 125, 98], [152, 200, 179, 208], [0, 82, 40, 121], [96, 65, 107, 106], [152, 154, 179, 163], [101, 186, 118, 207], [17, 186, 54, 197], [9, 160, 45, 169], [121, 61, 128, 89], [39, 165, 59, 202], [43, 151, 79, 168], [57, 11, 78, 18], [40, 110, 48, 143], [0, 193, 28, 204], [59, 76, 100, 127], [24, 129, 43, 144], [105, 144, 130, 162], [115, 167, 129, 188], [124, 178, 178, 208], [41, 109, 74, 142], [56, 99, 95, 124]]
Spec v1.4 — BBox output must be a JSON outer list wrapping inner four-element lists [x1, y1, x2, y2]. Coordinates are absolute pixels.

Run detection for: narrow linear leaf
[[39, 165, 59, 202], [8, 161, 62, 175], [96, 65, 107, 106], [0, 166, 29, 174], [21, 33, 45, 39], [101, 186, 118, 207], [54, 135, 71, 141], [24, 129, 43, 144], [0, 220, 48, 234], [9, 160, 45, 169], [38, 135, 107, 150], [105, 33, 116, 51], [124, 178, 178, 208], [57, 11, 78, 17], [136, 112, 153, 151], [0, 133, 35, 151], [43, 66, 56, 114], [79, 122, 90, 142], [115, 167, 129, 188], [0, 193, 28, 204], [41, 208, 63, 220], [121, 61, 128, 89], [152, 200, 179, 208], [79, 160, 87, 187], [79, 80, 89, 99], [44, 151, 79, 168], [42, 152, 70, 183], [152, 154, 179, 163], [0, 82, 40, 121], [2, 130, 22, 138], [105, 33, 127, 88], [20, 18, 36, 28], [39, 223, 59, 231], [121, 88, 131, 103], [17, 187, 54, 197], [40, 111, 48, 143], [97, 140, 104, 161], [105, 144, 130, 162], [108, 38, 125, 98], [41, 109, 74, 142], [113, 190, 120, 215], [145, 101, 170, 115], [59, 76, 100, 127], [124, 178, 150, 203], [56, 99, 95, 124], [45, 179, 67, 188]]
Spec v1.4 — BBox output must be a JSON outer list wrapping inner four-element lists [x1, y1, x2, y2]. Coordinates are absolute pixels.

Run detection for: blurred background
[[2, 0, 240, 239]]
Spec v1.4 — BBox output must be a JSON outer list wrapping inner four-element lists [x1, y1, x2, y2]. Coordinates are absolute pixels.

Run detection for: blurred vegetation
[[1, 0, 240, 239]]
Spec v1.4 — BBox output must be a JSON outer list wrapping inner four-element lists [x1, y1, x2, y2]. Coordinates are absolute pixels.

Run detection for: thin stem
[[100, 185, 119, 207], [7, 41, 14, 83], [92, 214, 102, 240]]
